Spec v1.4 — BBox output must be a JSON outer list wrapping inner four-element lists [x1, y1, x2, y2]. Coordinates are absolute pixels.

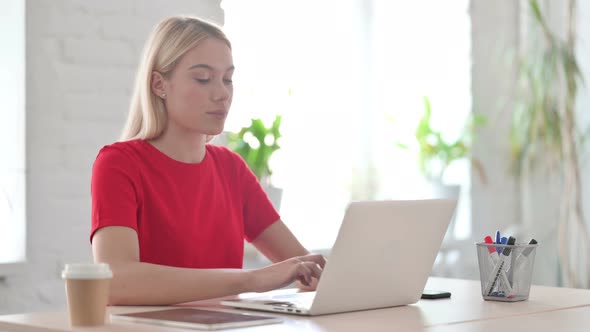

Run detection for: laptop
[[222, 199, 457, 316]]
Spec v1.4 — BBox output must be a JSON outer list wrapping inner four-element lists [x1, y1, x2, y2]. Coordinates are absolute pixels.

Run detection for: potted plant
[[413, 97, 486, 185], [510, 0, 589, 288], [391, 97, 485, 246], [226, 115, 283, 210]]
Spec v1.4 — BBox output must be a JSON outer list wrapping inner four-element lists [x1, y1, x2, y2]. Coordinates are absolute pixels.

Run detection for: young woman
[[90, 16, 325, 305]]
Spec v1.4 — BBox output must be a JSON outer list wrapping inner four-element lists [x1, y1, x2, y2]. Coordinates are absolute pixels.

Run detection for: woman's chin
[[205, 127, 225, 136], [193, 124, 225, 136]]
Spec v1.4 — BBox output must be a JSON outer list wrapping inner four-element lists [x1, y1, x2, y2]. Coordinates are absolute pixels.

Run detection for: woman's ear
[[151, 71, 167, 99]]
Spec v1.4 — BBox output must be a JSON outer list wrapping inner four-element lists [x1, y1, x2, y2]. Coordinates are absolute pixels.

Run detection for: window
[[222, 0, 472, 250], [0, 0, 26, 269], [369, 0, 473, 241]]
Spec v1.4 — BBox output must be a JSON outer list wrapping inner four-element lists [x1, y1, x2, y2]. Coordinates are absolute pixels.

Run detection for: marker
[[513, 239, 538, 269], [484, 236, 498, 270], [485, 236, 516, 297], [495, 231, 501, 253], [521, 239, 538, 257], [513, 239, 538, 294], [500, 236, 511, 287], [498, 236, 508, 254], [484, 236, 513, 296], [484, 236, 499, 265]]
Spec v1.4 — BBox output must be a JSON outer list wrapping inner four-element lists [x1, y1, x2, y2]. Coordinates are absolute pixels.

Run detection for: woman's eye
[[223, 78, 233, 85], [194, 78, 210, 84]]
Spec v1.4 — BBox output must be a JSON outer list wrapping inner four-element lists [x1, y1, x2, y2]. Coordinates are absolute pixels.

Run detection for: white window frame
[[0, 0, 27, 275]]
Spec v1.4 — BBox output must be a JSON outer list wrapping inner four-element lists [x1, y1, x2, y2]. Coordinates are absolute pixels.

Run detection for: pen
[[495, 231, 501, 254], [484, 236, 513, 295], [484, 236, 516, 297]]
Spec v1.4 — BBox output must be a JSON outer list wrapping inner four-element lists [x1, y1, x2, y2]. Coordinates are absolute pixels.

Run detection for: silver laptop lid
[[309, 199, 456, 315]]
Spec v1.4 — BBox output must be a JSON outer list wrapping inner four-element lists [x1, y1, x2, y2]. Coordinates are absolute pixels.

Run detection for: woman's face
[[162, 38, 234, 136]]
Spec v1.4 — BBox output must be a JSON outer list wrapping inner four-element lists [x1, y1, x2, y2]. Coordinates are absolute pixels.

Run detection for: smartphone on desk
[[421, 290, 451, 299]]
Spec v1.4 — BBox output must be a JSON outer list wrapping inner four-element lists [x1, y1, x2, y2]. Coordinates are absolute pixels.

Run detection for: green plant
[[406, 97, 486, 183], [227, 115, 282, 184], [510, 0, 585, 176], [510, 0, 589, 288]]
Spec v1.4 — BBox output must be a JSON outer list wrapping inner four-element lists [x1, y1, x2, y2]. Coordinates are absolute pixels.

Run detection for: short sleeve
[[236, 156, 280, 242], [90, 147, 141, 243]]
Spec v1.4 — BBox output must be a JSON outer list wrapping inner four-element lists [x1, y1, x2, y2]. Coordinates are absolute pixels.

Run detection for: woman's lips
[[206, 111, 227, 119]]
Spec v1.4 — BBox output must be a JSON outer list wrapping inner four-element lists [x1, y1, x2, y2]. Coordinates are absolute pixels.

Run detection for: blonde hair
[[120, 16, 231, 141]]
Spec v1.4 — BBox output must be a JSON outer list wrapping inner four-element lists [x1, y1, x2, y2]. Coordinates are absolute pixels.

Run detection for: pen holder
[[476, 242, 537, 302]]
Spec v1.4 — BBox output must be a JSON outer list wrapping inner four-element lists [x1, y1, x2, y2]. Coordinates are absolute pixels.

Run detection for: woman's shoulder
[[205, 144, 250, 174], [94, 139, 146, 168], [206, 143, 241, 163]]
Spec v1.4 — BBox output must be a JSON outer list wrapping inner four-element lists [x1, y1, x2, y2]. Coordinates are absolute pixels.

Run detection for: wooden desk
[[1, 278, 589, 332], [429, 305, 590, 332]]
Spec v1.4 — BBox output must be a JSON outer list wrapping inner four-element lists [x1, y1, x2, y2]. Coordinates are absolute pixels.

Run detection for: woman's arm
[[251, 219, 310, 262], [92, 226, 249, 305], [251, 219, 326, 290], [93, 226, 323, 305]]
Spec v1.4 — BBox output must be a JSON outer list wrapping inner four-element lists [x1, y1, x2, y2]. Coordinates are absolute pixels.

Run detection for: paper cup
[[62, 263, 112, 326]]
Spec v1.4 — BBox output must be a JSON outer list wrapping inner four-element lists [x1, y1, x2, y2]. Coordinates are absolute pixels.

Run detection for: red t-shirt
[[90, 139, 279, 269]]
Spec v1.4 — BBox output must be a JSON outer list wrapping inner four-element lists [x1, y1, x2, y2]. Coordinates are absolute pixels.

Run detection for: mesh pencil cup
[[476, 242, 537, 302]]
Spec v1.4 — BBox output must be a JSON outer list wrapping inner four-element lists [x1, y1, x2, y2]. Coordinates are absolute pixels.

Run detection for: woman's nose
[[212, 81, 231, 102]]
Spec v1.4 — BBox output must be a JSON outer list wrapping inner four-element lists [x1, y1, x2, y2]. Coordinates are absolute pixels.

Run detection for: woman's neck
[[148, 127, 208, 164]]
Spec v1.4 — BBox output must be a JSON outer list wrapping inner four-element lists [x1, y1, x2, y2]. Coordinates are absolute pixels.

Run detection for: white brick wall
[[576, 0, 590, 288], [5, 0, 587, 316], [0, 0, 223, 314], [470, 1, 520, 250]]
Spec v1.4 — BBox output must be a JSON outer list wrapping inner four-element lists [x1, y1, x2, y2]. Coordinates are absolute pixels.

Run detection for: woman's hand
[[249, 254, 326, 292], [295, 276, 320, 292]]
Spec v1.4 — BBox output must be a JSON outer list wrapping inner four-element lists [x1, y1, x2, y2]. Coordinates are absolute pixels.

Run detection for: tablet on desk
[[111, 308, 282, 330]]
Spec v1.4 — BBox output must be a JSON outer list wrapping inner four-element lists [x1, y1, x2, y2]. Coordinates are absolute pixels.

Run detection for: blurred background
[[1, 0, 590, 314]]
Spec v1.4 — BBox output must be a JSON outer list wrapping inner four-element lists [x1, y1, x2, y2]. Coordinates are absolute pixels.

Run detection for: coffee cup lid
[[62, 263, 113, 279]]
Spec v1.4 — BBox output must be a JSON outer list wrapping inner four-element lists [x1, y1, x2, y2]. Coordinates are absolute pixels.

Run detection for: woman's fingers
[[249, 254, 325, 292], [297, 253, 327, 269], [294, 261, 322, 286], [307, 261, 323, 278], [289, 254, 325, 287]]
